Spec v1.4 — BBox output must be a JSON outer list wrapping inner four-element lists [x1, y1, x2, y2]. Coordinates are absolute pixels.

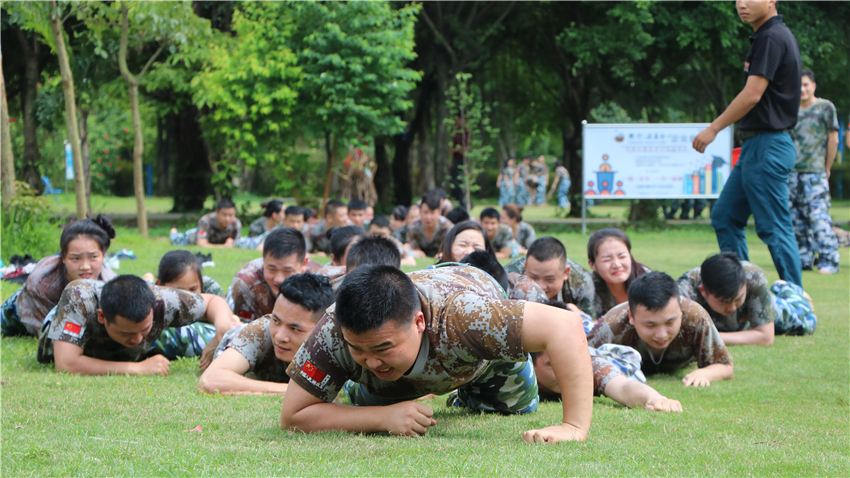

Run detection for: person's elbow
[[762, 331, 774, 346], [197, 371, 221, 394], [280, 409, 305, 432]]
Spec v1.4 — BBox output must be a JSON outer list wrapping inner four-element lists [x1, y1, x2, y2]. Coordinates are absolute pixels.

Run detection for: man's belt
[[740, 128, 793, 140]]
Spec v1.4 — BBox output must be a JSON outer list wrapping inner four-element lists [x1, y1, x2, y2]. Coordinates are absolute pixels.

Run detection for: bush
[[1, 182, 60, 262]]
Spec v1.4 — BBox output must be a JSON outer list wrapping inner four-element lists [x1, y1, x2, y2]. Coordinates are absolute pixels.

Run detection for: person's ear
[[588, 260, 596, 273], [413, 311, 426, 334], [97, 309, 107, 326], [301, 256, 310, 270], [563, 265, 571, 282], [330, 254, 337, 265], [698, 284, 708, 299], [627, 309, 635, 326]]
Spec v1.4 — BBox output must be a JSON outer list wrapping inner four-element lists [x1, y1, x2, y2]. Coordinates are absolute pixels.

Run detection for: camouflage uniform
[[505, 257, 597, 318], [506, 272, 547, 303], [555, 166, 571, 209], [1, 255, 116, 337], [287, 266, 539, 414], [534, 162, 549, 205], [149, 275, 223, 357], [515, 163, 531, 206], [406, 216, 453, 258], [514, 222, 536, 250], [309, 220, 331, 254], [170, 212, 242, 246], [790, 98, 840, 273], [391, 224, 408, 244], [227, 258, 275, 322], [770, 281, 817, 335], [586, 299, 732, 376], [315, 264, 347, 293], [248, 217, 272, 238], [213, 316, 290, 382], [498, 166, 516, 207], [37, 280, 208, 364], [489, 224, 514, 253]]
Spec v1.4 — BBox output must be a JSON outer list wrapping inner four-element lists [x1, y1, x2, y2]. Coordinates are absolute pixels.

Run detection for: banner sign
[[581, 123, 733, 200]]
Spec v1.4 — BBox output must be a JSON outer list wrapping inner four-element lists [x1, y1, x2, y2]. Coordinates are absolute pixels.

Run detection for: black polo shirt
[[739, 15, 801, 131]]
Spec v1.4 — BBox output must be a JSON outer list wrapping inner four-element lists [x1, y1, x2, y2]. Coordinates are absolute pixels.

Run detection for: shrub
[[1, 182, 60, 262]]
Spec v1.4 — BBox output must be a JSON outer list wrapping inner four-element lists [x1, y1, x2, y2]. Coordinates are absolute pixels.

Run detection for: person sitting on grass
[[347, 200, 369, 228], [236, 205, 314, 252], [199, 273, 335, 395], [346, 236, 402, 273], [407, 193, 454, 258], [170, 198, 242, 248], [587, 228, 651, 318], [500, 204, 536, 254], [458, 250, 547, 304], [587, 272, 734, 387], [228, 228, 309, 323], [678, 252, 816, 342], [505, 237, 596, 318], [280, 264, 594, 443], [310, 200, 350, 254], [366, 216, 417, 267], [36, 275, 236, 375], [480, 208, 514, 259], [2, 215, 117, 337], [445, 207, 470, 226], [389, 206, 409, 243], [249, 200, 285, 237], [315, 226, 368, 290]]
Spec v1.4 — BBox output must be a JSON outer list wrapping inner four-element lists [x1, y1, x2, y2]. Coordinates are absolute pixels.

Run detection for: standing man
[[693, 0, 803, 286], [789, 69, 840, 274]]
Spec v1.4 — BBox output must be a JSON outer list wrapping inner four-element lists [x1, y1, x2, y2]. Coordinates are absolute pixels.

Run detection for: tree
[[1, 48, 16, 204], [12, 26, 44, 193]]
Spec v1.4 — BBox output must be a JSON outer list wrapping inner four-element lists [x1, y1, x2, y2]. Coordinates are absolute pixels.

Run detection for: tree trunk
[[433, 58, 450, 191], [156, 114, 172, 196], [16, 27, 42, 193], [49, 1, 87, 220], [418, 110, 435, 193], [392, 132, 413, 207], [373, 136, 391, 205], [128, 84, 149, 238], [0, 49, 16, 203], [78, 106, 92, 215], [172, 106, 210, 212], [321, 132, 337, 214]]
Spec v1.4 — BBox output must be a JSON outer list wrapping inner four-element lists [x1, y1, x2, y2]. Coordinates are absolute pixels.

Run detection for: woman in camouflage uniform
[[497, 158, 516, 207]]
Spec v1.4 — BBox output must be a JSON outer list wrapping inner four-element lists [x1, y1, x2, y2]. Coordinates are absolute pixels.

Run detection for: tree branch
[[420, 8, 457, 66], [138, 43, 167, 79], [477, 1, 515, 47], [118, 4, 137, 85], [61, 4, 89, 25], [15, 26, 33, 57]]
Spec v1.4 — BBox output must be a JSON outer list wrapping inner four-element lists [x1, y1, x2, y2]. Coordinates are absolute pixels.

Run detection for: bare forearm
[[282, 402, 388, 434], [701, 363, 734, 382], [709, 92, 759, 133], [605, 378, 662, 409], [202, 295, 236, 339], [826, 133, 839, 172], [199, 369, 287, 395], [495, 248, 511, 259], [719, 329, 772, 346], [56, 355, 138, 376]]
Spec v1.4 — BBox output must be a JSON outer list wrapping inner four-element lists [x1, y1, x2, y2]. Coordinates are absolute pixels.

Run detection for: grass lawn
[[1, 226, 848, 475]]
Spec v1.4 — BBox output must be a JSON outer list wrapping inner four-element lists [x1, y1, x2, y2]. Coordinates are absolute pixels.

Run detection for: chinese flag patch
[[63, 322, 83, 337], [237, 310, 253, 321], [301, 361, 327, 383]]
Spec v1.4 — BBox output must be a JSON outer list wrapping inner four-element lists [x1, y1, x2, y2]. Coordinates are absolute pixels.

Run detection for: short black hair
[[335, 265, 420, 334], [284, 205, 304, 218], [627, 271, 680, 314], [391, 205, 408, 221], [459, 250, 508, 292], [427, 188, 447, 200], [480, 208, 500, 221], [278, 273, 335, 321], [420, 193, 442, 211], [348, 199, 368, 212], [101, 275, 157, 323], [157, 250, 203, 287], [527, 237, 567, 267], [263, 227, 306, 261], [329, 225, 368, 262], [324, 199, 347, 217], [445, 207, 469, 225], [802, 69, 815, 83], [369, 215, 391, 230], [700, 252, 747, 301], [346, 236, 401, 271], [216, 198, 236, 210]]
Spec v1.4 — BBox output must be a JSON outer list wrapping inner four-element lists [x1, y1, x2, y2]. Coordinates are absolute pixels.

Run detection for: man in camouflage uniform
[[505, 237, 596, 318], [37, 275, 235, 375], [789, 69, 841, 274], [309, 200, 351, 254], [480, 208, 514, 259], [587, 272, 734, 387], [170, 198, 242, 248], [406, 194, 453, 258], [281, 264, 594, 443], [200, 274, 334, 395]]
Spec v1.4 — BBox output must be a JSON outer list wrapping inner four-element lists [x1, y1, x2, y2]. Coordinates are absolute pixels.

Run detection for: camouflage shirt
[[504, 257, 596, 317], [406, 216, 453, 257], [229, 258, 275, 322], [248, 217, 273, 238], [489, 224, 514, 252], [223, 316, 290, 383], [198, 212, 242, 244], [518, 163, 530, 179], [586, 299, 732, 375], [286, 266, 526, 403], [677, 261, 776, 333], [515, 222, 536, 250], [315, 264, 347, 292], [202, 276, 224, 297], [793, 98, 839, 173], [555, 165, 570, 180], [38, 280, 206, 363], [391, 224, 408, 243], [506, 272, 547, 303], [16, 254, 116, 331]]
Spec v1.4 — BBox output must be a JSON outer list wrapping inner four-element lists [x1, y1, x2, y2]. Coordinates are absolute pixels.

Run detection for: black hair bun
[[91, 214, 116, 239]]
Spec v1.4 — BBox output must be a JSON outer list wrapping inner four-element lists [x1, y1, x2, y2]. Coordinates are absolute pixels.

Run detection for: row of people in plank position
[[1, 213, 816, 443]]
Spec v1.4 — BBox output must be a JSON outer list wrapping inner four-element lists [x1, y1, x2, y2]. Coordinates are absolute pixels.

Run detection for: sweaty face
[[263, 253, 304, 293], [369, 225, 392, 239], [342, 315, 424, 382], [736, 0, 772, 25], [629, 297, 683, 354], [451, 229, 486, 262], [526, 256, 568, 301], [701, 284, 747, 316], [283, 214, 305, 231], [99, 311, 154, 348], [420, 204, 439, 229], [348, 209, 366, 227], [591, 238, 632, 286], [533, 351, 560, 394], [481, 217, 500, 239], [800, 76, 816, 102], [63, 237, 105, 281], [216, 207, 237, 229], [161, 270, 203, 294], [268, 295, 316, 363]]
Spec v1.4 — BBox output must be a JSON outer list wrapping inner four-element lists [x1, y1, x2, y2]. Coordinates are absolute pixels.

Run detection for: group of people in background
[[497, 155, 571, 210]]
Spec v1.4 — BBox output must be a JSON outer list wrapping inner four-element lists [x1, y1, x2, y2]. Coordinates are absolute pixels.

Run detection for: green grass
[[46, 192, 276, 216], [2, 226, 848, 476]]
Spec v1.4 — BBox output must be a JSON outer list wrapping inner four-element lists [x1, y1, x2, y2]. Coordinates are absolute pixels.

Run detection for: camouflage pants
[[169, 228, 198, 247], [787, 172, 840, 273], [515, 184, 530, 206], [344, 357, 539, 415], [1, 289, 40, 337], [557, 179, 571, 209], [146, 323, 216, 360], [234, 231, 268, 250], [535, 175, 547, 205], [771, 281, 817, 336], [499, 180, 515, 207]]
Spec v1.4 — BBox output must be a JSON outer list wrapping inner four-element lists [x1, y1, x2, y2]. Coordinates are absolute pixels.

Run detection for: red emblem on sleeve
[[301, 361, 327, 383], [63, 322, 82, 337], [237, 310, 254, 321]]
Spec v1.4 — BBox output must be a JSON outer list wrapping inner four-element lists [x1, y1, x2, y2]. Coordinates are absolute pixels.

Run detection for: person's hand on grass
[[522, 423, 587, 444], [645, 396, 683, 412], [224, 237, 235, 248], [136, 355, 170, 376], [199, 337, 222, 371], [682, 369, 712, 387], [383, 401, 436, 437]]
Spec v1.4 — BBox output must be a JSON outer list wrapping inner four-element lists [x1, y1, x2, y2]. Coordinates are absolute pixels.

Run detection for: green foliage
[[1, 182, 59, 261]]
